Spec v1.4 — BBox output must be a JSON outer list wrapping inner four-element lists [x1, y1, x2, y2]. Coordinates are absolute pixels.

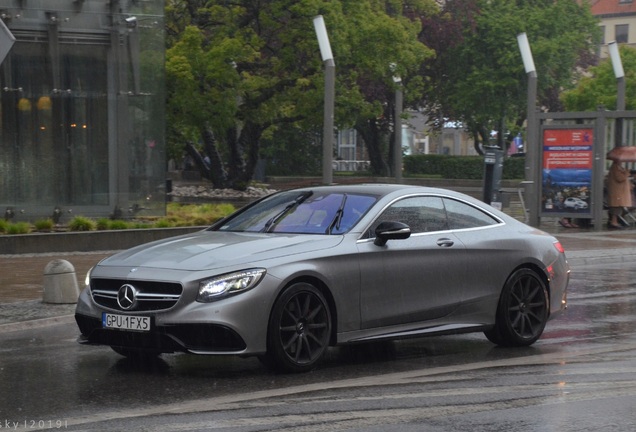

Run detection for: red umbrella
[[607, 146, 636, 162]]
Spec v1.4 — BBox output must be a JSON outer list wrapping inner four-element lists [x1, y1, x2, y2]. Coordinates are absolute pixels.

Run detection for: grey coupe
[[75, 184, 570, 372]]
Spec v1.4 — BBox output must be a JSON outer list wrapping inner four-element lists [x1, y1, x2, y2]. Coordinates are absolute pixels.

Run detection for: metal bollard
[[42, 259, 80, 304]]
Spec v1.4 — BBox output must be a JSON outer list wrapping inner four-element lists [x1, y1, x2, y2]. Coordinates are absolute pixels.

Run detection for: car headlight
[[197, 269, 266, 302], [84, 267, 93, 287]]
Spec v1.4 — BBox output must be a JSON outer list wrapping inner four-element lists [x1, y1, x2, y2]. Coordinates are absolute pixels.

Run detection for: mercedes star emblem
[[117, 284, 138, 310]]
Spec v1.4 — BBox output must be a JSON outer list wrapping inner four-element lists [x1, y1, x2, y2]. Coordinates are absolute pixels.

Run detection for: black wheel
[[484, 268, 549, 347], [265, 282, 332, 373]]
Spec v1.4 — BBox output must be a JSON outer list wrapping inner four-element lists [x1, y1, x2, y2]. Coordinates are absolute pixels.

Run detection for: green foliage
[[96, 218, 110, 231], [502, 157, 525, 180], [153, 219, 174, 228], [164, 202, 235, 226], [109, 220, 131, 230], [0, 219, 7, 233], [68, 216, 96, 232], [404, 154, 525, 179], [403, 154, 451, 176], [562, 45, 636, 111], [6, 222, 31, 234], [34, 219, 54, 231], [421, 0, 600, 143]]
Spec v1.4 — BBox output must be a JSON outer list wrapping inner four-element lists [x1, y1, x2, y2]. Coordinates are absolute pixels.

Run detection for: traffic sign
[[0, 18, 16, 64]]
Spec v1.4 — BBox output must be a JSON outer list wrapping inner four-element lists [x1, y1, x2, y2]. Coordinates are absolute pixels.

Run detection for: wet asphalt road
[[0, 259, 635, 431]]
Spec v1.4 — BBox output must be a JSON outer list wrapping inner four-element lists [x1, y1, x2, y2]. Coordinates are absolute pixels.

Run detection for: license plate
[[102, 313, 151, 332]]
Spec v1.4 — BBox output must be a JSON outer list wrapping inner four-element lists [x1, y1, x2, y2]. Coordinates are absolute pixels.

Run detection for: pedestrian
[[607, 160, 632, 229]]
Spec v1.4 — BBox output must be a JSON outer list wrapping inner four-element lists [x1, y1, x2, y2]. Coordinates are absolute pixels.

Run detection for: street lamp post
[[608, 41, 625, 147], [517, 32, 539, 227], [391, 64, 403, 183], [313, 15, 335, 185]]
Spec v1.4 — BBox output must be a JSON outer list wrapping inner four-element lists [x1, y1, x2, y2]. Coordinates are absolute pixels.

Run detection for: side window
[[368, 196, 447, 236], [443, 198, 499, 229]]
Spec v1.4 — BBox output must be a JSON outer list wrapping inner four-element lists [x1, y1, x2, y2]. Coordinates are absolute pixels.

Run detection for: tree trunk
[[356, 119, 390, 176], [202, 128, 229, 188]]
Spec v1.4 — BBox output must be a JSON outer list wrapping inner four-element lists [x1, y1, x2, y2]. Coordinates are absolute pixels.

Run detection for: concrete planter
[[0, 227, 204, 255]]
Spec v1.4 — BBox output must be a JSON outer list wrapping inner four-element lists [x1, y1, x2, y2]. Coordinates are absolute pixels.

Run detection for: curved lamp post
[[609, 41, 625, 148], [313, 15, 335, 185], [517, 32, 539, 227]]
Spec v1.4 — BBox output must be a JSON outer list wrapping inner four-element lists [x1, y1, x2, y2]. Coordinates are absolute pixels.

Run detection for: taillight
[[553, 241, 565, 254]]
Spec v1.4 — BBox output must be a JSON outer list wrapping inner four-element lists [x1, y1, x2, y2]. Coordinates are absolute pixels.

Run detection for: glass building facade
[[0, 0, 165, 223]]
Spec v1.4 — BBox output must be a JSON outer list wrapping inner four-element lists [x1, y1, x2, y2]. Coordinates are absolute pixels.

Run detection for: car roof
[[286, 183, 427, 197]]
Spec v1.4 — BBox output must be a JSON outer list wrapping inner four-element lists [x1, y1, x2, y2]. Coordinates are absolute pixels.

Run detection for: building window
[[600, 25, 606, 45], [616, 24, 629, 43]]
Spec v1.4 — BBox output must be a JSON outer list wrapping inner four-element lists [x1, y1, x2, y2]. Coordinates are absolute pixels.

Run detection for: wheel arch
[[268, 275, 339, 347]]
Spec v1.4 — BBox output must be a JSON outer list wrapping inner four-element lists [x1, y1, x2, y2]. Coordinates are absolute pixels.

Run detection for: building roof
[[591, 0, 636, 16]]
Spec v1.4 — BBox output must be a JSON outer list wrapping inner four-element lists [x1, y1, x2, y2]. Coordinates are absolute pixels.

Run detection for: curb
[[566, 248, 636, 267]]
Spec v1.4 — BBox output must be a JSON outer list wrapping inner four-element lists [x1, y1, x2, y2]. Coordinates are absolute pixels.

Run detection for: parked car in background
[[564, 197, 588, 210], [75, 184, 570, 372]]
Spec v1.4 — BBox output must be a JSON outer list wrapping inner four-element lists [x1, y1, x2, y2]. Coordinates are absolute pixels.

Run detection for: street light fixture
[[608, 41, 625, 148], [517, 32, 539, 227], [313, 15, 335, 185]]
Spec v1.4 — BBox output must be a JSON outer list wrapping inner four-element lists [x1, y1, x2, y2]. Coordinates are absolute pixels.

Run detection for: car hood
[[96, 230, 344, 271]]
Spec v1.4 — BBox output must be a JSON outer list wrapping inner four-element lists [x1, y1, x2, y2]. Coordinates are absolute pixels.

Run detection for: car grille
[[90, 278, 183, 312]]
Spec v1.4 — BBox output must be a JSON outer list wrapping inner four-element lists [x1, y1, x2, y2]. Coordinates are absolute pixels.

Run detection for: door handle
[[436, 238, 454, 247]]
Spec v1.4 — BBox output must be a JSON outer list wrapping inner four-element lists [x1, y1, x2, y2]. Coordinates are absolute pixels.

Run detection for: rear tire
[[264, 282, 332, 373], [484, 268, 549, 347]]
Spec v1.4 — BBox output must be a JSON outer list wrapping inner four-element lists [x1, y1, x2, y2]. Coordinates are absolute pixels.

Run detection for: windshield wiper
[[262, 191, 313, 233], [326, 194, 347, 234]]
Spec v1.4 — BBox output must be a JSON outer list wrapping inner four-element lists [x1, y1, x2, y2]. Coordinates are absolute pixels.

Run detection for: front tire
[[485, 268, 549, 347], [264, 282, 332, 373]]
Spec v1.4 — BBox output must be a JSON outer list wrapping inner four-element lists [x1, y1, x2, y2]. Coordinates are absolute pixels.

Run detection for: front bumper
[[75, 313, 247, 354]]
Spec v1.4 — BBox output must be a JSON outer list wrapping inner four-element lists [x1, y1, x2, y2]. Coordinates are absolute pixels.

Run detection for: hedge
[[403, 154, 524, 180]]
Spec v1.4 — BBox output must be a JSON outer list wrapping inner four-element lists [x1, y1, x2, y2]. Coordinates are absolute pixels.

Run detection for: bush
[[95, 218, 110, 230], [0, 219, 8, 233], [153, 219, 174, 228], [6, 222, 31, 234], [404, 154, 525, 180], [109, 220, 130, 230], [68, 216, 95, 232], [34, 219, 54, 231]]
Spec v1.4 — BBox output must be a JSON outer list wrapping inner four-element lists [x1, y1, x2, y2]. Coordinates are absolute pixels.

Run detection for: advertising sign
[[541, 128, 593, 216]]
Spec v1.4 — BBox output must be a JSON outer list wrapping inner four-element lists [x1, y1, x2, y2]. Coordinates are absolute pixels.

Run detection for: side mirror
[[373, 221, 411, 246]]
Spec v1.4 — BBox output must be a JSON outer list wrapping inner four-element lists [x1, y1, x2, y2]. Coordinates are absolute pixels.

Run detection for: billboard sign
[[541, 127, 593, 217]]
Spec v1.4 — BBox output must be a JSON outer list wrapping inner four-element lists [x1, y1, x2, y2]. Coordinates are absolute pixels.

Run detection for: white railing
[[332, 160, 370, 172]]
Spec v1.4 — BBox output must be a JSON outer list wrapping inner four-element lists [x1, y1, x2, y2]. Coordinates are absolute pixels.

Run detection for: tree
[[419, 0, 600, 154], [166, 1, 327, 189], [562, 45, 636, 111], [165, 0, 437, 185]]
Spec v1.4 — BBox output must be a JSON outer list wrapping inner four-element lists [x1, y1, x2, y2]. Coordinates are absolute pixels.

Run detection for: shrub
[[34, 219, 54, 231], [153, 219, 173, 228], [6, 222, 31, 234], [109, 220, 130, 230], [68, 216, 95, 232], [96, 218, 110, 230], [404, 154, 525, 180], [0, 219, 8, 233]]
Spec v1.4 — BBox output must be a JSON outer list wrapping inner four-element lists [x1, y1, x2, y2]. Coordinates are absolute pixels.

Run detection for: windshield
[[216, 190, 378, 234]]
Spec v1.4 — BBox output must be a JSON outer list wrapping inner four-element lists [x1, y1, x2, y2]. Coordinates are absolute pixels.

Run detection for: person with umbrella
[[606, 147, 635, 229]]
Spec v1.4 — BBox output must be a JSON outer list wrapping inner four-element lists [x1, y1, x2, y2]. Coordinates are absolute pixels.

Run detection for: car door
[[356, 195, 469, 330]]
